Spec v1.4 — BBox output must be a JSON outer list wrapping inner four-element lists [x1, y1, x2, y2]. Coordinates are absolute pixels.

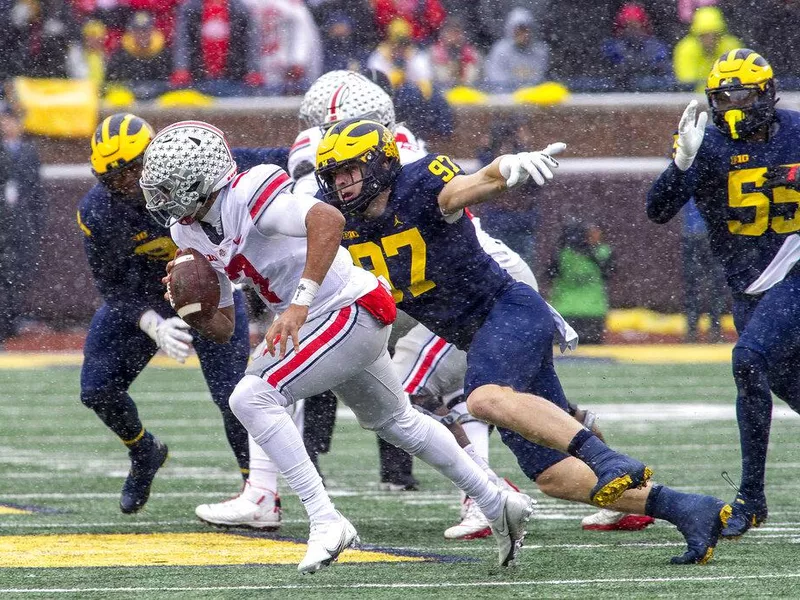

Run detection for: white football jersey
[[170, 164, 378, 319]]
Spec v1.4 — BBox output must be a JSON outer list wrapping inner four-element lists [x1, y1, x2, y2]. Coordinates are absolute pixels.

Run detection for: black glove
[[762, 165, 800, 190]]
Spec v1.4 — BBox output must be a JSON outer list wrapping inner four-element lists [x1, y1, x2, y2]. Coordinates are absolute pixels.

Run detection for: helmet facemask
[[316, 151, 386, 215], [142, 167, 214, 227], [706, 80, 776, 140]]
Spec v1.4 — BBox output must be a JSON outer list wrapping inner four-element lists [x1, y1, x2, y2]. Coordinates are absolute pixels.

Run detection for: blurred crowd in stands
[[2, 0, 800, 102]]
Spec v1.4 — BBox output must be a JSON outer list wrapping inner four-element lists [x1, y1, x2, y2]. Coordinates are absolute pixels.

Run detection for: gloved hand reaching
[[499, 142, 566, 189]]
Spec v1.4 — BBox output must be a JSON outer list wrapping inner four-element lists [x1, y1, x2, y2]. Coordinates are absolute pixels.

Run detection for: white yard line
[[5, 572, 800, 594]]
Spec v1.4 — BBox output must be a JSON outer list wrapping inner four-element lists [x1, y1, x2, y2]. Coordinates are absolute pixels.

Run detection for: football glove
[[156, 317, 193, 363], [762, 165, 800, 190], [674, 100, 707, 171], [139, 310, 194, 363], [499, 142, 566, 189]]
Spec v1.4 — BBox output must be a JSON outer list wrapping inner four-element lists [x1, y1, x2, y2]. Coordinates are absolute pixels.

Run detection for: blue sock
[[645, 484, 684, 523], [567, 429, 615, 474]]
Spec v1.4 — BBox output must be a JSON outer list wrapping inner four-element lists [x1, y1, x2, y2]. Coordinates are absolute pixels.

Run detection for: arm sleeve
[[646, 161, 697, 224], [484, 46, 508, 84], [254, 192, 320, 237]]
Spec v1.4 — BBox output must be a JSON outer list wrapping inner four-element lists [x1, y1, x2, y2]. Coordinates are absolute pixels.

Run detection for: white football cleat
[[195, 481, 281, 530], [581, 508, 655, 531], [445, 497, 492, 540], [298, 511, 359, 574], [490, 491, 535, 567]]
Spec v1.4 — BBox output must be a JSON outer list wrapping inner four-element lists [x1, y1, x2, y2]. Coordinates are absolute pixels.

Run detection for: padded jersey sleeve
[[410, 153, 466, 223], [254, 192, 320, 237], [241, 164, 294, 227]]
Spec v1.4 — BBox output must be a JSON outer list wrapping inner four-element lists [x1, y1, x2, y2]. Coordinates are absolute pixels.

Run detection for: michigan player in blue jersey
[[315, 118, 733, 564], [78, 113, 289, 513], [649, 49, 800, 538]]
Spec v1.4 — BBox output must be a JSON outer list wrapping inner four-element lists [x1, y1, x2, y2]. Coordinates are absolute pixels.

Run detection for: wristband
[[291, 278, 320, 307]]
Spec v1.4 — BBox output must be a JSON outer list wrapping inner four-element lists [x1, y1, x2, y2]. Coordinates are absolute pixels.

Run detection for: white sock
[[461, 418, 490, 463], [377, 406, 503, 521], [230, 375, 338, 526], [464, 443, 500, 486], [246, 435, 279, 493]]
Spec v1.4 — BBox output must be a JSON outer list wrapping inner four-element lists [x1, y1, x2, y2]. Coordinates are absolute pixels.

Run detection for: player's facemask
[[706, 85, 775, 140], [142, 170, 210, 227]]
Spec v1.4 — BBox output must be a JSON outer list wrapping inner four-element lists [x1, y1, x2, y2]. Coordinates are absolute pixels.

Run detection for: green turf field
[[1, 357, 799, 599]]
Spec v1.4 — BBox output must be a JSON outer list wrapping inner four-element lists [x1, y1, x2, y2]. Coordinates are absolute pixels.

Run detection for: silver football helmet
[[299, 70, 396, 131], [140, 121, 237, 227]]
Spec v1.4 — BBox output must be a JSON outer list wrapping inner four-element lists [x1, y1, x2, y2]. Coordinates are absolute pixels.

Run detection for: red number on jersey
[[225, 254, 282, 303]]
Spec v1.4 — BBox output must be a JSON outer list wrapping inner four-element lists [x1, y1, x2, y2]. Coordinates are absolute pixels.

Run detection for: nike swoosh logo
[[324, 525, 351, 554]]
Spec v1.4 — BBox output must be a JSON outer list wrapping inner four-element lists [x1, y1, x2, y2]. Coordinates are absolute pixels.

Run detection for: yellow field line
[[0, 345, 734, 370]]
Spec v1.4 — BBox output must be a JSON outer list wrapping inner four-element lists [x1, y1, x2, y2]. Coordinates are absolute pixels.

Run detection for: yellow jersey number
[[728, 165, 800, 235], [428, 155, 461, 183], [348, 227, 436, 302]]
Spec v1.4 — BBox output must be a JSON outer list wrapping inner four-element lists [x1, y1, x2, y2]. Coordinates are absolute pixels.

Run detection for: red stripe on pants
[[266, 305, 353, 389]]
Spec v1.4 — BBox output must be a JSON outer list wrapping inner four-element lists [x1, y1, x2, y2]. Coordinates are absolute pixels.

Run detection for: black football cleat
[[590, 453, 653, 507], [671, 494, 732, 565], [721, 492, 768, 539], [120, 437, 169, 514]]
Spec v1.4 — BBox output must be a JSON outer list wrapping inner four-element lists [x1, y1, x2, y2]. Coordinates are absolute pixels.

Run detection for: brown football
[[168, 248, 221, 325]]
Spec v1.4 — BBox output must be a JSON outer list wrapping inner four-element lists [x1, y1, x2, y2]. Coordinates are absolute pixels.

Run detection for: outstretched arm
[[437, 143, 566, 215]]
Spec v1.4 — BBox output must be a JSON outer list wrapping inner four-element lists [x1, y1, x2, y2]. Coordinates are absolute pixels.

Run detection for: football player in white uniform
[[141, 120, 534, 573], [290, 70, 652, 537]]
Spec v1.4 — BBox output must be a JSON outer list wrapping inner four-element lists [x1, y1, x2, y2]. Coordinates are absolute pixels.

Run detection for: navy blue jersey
[[77, 147, 289, 321], [338, 153, 514, 348], [648, 108, 800, 294]]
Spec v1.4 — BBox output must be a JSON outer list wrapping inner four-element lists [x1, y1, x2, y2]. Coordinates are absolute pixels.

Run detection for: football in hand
[[168, 248, 220, 324]]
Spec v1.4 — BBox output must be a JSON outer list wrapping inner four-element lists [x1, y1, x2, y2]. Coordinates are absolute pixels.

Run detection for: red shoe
[[582, 509, 655, 531]]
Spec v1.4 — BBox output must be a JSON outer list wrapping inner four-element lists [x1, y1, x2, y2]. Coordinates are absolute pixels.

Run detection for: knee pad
[[80, 387, 126, 411], [229, 376, 285, 423]]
